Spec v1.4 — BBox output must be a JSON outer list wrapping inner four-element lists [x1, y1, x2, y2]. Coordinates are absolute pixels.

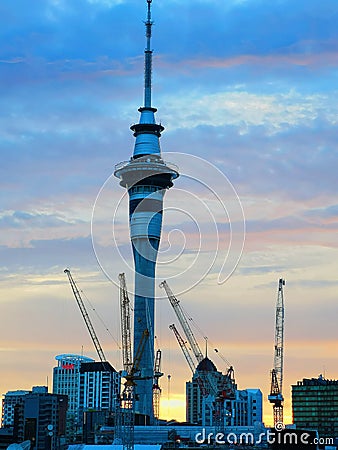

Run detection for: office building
[[4, 386, 68, 450], [1, 390, 30, 428], [79, 361, 120, 418], [53, 353, 94, 440], [292, 375, 338, 438]]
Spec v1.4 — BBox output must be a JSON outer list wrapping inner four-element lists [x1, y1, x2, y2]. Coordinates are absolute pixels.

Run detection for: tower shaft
[[115, 0, 179, 421]]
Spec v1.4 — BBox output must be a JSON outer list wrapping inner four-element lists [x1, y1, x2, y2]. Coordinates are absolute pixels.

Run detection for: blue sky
[[1, 0, 338, 424]]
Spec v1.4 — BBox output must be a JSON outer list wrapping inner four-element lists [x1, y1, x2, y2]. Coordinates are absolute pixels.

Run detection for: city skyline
[[1, 0, 338, 426]]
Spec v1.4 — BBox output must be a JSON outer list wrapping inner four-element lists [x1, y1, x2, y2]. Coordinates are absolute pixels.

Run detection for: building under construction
[[186, 359, 262, 428]]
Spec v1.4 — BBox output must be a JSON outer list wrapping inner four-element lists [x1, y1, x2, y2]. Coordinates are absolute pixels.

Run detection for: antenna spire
[[144, 0, 153, 108]]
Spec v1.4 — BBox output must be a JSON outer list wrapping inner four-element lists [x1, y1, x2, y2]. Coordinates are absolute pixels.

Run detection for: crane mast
[[160, 280, 204, 364], [152, 349, 162, 421], [64, 269, 107, 363], [116, 273, 151, 450], [119, 274, 162, 422], [118, 329, 150, 450], [119, 273, 133, 374], [268, 278, 285, 427], [169, 323, 196, 374]]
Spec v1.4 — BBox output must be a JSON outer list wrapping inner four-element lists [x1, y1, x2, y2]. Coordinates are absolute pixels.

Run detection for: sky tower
[[114, 0, 179, 420]]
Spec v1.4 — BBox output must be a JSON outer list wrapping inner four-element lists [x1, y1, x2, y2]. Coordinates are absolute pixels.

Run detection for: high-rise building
[[292, 375, 338, 438], [186, 357, 237, 426], [53, 354, 120, 442], [53, 353, 94, 441], [186, 357, 262, 428], [186, 357, 231, 425], [10, 386, 68, 450], [79, 361, 120, 416], [114, 0, 179, 420], [1, 390, 30, 428]]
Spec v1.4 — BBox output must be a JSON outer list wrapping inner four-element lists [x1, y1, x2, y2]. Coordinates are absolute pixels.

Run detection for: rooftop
[[295, 375, 338, 387], [196, 357, 217, 372]]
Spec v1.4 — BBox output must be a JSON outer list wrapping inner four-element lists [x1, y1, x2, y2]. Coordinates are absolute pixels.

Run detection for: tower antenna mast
[[144, 0, 153, 108]]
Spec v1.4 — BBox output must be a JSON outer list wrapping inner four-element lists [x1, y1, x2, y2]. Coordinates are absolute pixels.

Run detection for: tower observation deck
[[114, 0, 179, 421]]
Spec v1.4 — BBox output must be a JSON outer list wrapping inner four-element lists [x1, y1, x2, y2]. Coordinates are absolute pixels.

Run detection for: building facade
[[53, 353, 94, 441], [0, 427, 15, 449], [186, 357, 230, 425], [23, 386, 68, 450], [292, 375, 338, 438], [79, 361, 120, 418], [53, 354, 120, 442], [4, 386, 68, 450], [186, 357, 237, 426], [186, 357, 262, 428], [233, 388, 263, 427], [1, 390, 30, 428]]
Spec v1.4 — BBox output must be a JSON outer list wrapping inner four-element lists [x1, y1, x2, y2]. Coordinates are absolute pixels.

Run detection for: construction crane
[[119, 273, 161, 417], [160, 280, 204, 364], [170, 322, 233, 429], [169, 323, 209, 397], [64, 268, 107, 363], [165, 279, 236, 430], [116, 273, 151, 450], [116, 328, 150, 450], [152, 349, 163, 421], [119, 273, 133, 374], [169, 323, 196, 375], [162, 281, 230, 394], [268, 278, 285, 427]]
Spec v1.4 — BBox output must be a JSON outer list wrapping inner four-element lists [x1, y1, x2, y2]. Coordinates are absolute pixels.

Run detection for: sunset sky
[[1, 0, 338, 426]]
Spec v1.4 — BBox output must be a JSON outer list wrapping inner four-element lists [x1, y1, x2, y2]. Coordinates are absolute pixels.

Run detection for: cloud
[[0, 210, 83, 229], [160, 90, 338, 132], [0, 236, 95, 271], [305, 204, 338, 219], [161, 49, 338, 74]]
